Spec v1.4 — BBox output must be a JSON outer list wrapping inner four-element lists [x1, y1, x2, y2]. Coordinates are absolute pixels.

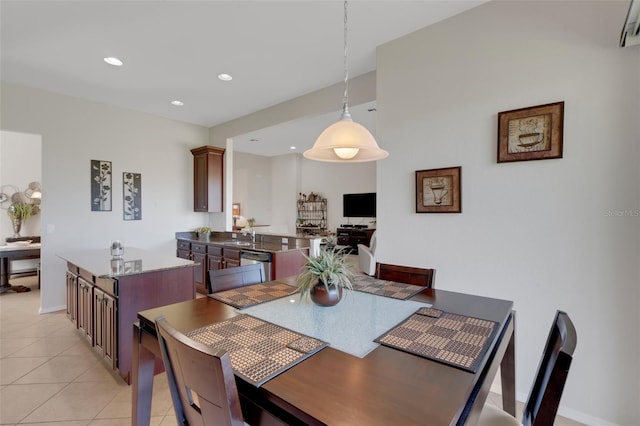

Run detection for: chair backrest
[[368, 231, 377, 255], [375, 263, 436, 288], [155, 316, 245, 426], [523, 310, 577, 426], [209, 263, 266, 293]]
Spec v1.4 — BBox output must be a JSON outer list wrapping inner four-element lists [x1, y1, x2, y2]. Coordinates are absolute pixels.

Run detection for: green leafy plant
[[296, 248, 353, 298], [7, 202, 36, 220], [195, 226, 212, 234], [325, 234, 338, 247]]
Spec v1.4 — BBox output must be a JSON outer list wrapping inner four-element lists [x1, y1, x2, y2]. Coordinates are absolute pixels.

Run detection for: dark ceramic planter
[[310, 281, 343, 307]]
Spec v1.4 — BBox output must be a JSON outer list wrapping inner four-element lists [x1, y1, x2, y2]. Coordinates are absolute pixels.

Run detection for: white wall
[[0, 82, 210, 313], [300, 158, 376, 230], [377, 1, 639, 425], [234, 152, 376, 235], [0, 130, 42, 241], [233, 151, 273, 226]]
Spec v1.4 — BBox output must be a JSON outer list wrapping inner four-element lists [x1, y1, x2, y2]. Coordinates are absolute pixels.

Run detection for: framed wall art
[[91, 160, 112, 211], [123, 172, 142, 220], [497, 101, 564, 163], [415, 166, 461, 213]]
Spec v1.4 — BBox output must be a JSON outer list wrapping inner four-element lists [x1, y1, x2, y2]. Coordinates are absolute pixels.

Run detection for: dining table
[[132, 275, 515, 425]]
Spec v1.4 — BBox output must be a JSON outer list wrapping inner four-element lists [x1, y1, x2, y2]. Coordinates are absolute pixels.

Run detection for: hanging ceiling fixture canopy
[[304, 1, 388, 163]]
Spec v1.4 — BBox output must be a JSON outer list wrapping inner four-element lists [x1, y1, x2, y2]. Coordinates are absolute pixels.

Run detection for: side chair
[[357, 230, 377, 276], [155, 316, 249, 426], [375, 262, 436, 288], [209, 262, 266, 293], [477, 310, 577, 426]]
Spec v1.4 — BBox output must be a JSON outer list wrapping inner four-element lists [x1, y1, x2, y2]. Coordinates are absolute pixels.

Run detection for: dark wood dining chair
[[477, 310, 577, 426], [155, 316, 249, 426], [209, 263, 266, 293], [375, 262, 436, 288]]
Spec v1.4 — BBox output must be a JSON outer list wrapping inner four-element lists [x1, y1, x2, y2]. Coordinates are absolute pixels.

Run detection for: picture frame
[[91, 160, 112, 211], [123, 172, 142, 220], [497, 101, 564, 163], [415, 166, 461, 213]]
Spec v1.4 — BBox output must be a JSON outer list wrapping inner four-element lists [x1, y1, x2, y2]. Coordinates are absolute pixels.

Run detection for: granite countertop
[[58, 247, 194, 279], [176, 232, 315, 254]]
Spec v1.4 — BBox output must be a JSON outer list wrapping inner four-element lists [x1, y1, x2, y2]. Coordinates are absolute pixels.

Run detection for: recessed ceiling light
[[217, 73, 233, 81], [290, 146, 296, 150], [171, 100, 184, 106], [104, 57, 123, 67]]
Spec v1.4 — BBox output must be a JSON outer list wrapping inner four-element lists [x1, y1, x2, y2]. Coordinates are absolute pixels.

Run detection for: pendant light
[[304, 1, 388, 163]]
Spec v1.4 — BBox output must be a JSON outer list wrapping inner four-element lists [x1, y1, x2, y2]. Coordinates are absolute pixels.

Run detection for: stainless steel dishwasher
[[240, 249, 273, 281]]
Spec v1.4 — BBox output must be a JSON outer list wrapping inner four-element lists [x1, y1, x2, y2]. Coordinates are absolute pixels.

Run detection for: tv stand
[[336, 227, 375, 254]]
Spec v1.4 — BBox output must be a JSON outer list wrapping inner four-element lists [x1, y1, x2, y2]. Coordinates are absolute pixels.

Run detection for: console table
[[336, 227, 375, 254], [0, 237, 41, 293]]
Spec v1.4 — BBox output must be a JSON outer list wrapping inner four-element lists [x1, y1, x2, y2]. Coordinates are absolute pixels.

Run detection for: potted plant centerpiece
[[195, 226, 212, 239], [296, 248, 353, 306]]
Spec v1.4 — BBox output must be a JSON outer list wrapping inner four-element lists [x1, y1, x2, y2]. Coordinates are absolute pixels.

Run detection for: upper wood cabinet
[[190, 146, 225, 212]]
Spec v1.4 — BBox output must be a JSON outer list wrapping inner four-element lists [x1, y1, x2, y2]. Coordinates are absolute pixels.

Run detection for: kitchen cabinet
[[176, 239, 242, 294], [77, 275, 94, 345], [59, 248, 195, 384], [222, 246, 241, 268], [191, 146, 225, 212], [94, 287, 117, 369], [191, 243, 208, 294]]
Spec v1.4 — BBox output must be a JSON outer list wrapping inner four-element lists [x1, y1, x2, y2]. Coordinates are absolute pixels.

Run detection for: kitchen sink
[[222, 241, 252, 246]]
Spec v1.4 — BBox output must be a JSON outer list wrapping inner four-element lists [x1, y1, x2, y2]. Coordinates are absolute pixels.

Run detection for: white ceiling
[[1, 1, 485, 156]]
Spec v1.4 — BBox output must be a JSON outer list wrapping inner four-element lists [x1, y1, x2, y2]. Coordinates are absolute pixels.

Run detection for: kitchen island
[[176, 231, 318, 294], [58, 247, 195, 384]]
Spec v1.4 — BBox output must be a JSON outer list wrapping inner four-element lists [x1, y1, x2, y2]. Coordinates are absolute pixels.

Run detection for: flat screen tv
[[343, 193, 376, 217]]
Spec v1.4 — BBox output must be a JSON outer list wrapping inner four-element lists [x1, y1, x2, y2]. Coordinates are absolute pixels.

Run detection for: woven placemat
[[374, 308, 498, 372], [187, 314, 328, 387], [208, 282, 297, 309], [351, 275, 426, 300]]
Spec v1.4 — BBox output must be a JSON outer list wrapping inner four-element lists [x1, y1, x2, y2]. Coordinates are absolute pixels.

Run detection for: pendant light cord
[[342, 0, 352, 120]]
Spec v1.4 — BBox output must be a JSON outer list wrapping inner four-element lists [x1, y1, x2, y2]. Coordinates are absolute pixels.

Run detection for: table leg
[[501, 310, 516, 417], [132, 323, 155, 426]]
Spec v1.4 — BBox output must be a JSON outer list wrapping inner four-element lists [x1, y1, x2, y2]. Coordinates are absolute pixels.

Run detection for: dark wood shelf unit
[[336, 227, 376, 254]]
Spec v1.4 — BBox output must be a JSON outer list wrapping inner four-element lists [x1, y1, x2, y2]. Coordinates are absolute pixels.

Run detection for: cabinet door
[[93, 288, 105, 355], [77, 277, 94, 344], [103, 292, 117, 369], [66, 271, 78, 325], [223, 247, 241, 269], [191, 146, 225, 212], [193, 252, 207, 294]]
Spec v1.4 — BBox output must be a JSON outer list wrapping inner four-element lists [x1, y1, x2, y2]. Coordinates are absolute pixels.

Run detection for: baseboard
[[39, 305, 66, 314]]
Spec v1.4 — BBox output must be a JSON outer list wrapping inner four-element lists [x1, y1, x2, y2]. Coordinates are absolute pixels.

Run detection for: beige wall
[[0, 82, 210, 313], [377, 1, 639, 425]]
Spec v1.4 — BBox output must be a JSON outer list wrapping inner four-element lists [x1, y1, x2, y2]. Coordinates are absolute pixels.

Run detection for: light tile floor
[[1, 271, 583, 425], [1, 276, 177, 425]]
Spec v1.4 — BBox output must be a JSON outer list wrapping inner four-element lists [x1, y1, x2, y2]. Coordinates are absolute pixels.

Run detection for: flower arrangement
[[195, 226, 212, 238], [7, 202, 37, 220]]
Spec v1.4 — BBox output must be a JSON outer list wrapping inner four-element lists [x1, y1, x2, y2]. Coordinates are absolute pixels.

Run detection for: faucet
[[242, 227, 256, 244]]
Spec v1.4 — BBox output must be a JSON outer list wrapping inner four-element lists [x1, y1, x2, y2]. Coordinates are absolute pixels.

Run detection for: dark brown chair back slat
[[523, 310, 577, 426], [375, 263, 435, 288], [209, 263, 266, 293]]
